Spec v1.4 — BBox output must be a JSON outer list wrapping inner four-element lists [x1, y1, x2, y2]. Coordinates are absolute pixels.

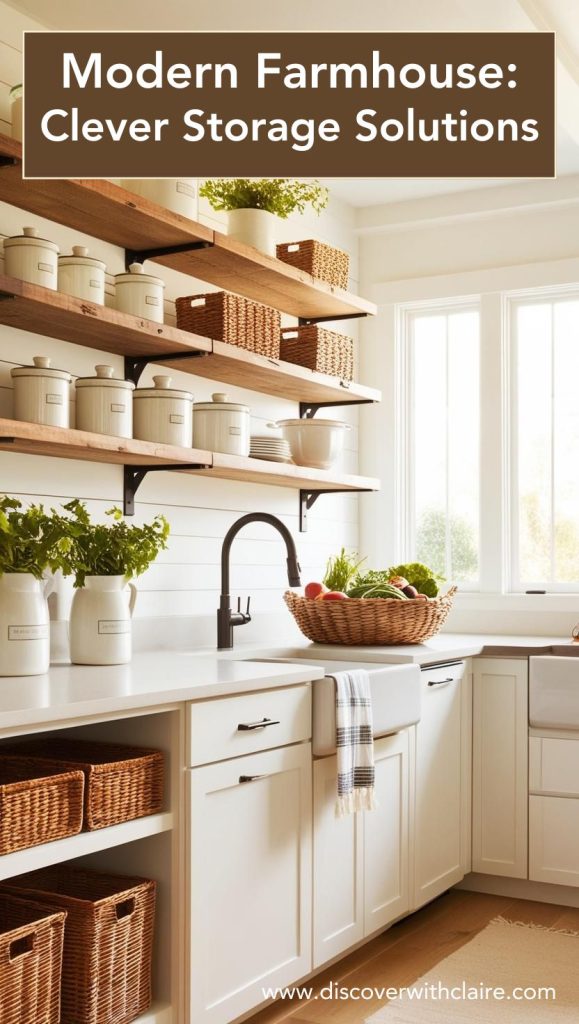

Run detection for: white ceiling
[[7, 0, 579, 208]]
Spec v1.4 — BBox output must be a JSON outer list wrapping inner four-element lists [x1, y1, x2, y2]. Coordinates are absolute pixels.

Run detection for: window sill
[[453, 591, 579, 613]]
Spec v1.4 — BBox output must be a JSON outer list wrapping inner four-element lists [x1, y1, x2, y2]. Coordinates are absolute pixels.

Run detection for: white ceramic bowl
[[273, 418, 350, 470]]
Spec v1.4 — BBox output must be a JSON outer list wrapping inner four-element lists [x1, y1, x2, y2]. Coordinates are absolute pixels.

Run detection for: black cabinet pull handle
[[237, 718, 280, 731], [239, 774, 266, 784], [428, 677, 453, 687]]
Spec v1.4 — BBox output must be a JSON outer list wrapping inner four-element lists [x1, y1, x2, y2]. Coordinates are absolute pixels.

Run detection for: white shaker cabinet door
[[472, 658, 528, 879], [313, 755, 364, 968], [188, 743, 312, 1024], [413, 661, 471, 910], [363, 730, 410, 935]]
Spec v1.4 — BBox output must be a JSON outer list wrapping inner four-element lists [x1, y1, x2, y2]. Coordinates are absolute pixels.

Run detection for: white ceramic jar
[[121, 178, 199, 221], [227, 208, 277, 257], [75, 365, 134, 438], [69, 575, 137, 666], [193, 392, 250, 456], [0, 574, 50, 676], [114, 263, 165, 323], [4, 226, 59, 289], [133, 375, 193, 447], [9, 84, 22, 142], [58, 246, 106, 305], [11, 356, 72, 428]]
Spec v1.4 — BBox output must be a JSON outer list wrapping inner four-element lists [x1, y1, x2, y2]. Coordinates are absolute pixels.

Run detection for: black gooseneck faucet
[[217, 512, 301, 649]]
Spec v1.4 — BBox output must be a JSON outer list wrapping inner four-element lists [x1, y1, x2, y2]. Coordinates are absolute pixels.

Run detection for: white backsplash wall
[[0, 2, 363, 650]]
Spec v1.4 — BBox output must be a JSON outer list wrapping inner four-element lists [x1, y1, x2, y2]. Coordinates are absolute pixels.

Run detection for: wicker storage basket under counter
[[176, 290, 281, 358], [0, 757, 84, 854], [0, 893, 66, 1024], [1, 740, 164, 832], [280, 325, 354, 381], [284, 587, 457, 646], [276, 240, 349, 290], [3, 867, 156, 1024]]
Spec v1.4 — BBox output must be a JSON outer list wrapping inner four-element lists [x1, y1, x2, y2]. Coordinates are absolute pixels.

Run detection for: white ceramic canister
[[75, 365, 134, 438], [192, 392, 250, 456], [11, 356, 72, 428], [133, 375, 193, 447], [0, 574, 51, 676], [4, 226, 59, 289], [69, 575, 137, 666], [9, 84, 22, 142], [227, 208, 277, 257], [121, 178, 199, 221], [114, 263, 165, 324], [58, 245, 106, 305]]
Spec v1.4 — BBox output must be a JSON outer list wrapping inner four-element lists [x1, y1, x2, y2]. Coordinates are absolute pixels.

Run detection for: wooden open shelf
[[0, 418, 379, 495], [0, 274, 381, 406], [0, 134, 376, 320]]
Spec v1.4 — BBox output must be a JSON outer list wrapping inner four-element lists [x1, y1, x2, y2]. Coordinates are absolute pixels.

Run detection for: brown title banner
[[23, 31, 555, 178]]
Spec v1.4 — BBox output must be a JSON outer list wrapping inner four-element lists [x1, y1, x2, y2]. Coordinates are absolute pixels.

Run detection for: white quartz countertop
[[0, 653, 325, 734]]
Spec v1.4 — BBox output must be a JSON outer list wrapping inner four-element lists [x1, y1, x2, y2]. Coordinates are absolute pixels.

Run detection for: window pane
[[553, 301, 579, 582], [410, 307, 480, 586]]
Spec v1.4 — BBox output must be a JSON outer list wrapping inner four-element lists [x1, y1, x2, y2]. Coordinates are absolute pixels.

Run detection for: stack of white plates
[[249, 435, 292, 463]]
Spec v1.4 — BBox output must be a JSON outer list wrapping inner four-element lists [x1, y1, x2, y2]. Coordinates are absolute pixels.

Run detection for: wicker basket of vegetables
[[284, 553, 457, 646]]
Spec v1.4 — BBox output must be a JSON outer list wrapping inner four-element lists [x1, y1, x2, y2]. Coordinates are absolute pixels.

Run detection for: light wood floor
[[250, 891, 579, 1024]]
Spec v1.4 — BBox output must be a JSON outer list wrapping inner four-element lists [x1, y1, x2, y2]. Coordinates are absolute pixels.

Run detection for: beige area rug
[[366, 917, 579, 1022]]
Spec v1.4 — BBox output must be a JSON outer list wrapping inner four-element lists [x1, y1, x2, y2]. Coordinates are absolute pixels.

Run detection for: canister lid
[[114, 262, 165, 288], [76, 364, 135, 390], [10, 355, 72, 381], [58, 245, 106, 271], [134, 374, 193, 401], [193, 391, 249, 413], [4, 226, 59, 252]]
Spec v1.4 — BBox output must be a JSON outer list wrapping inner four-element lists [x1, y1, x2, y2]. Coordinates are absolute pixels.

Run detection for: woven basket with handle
[[280, 325, 354, 381], [0, 757, 84, 854], [3, 867, 156, 1024], [0, 893, 66, 1024], [276, 240, 349, 290], [284, 587, 457, 646], [176, 290, 281, 358]]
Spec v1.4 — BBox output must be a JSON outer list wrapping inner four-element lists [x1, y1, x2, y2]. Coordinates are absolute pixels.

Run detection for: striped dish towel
[[332, 669, 377, 817]]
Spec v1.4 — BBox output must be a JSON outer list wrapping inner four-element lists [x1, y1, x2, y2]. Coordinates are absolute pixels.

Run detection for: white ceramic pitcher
[[70, 575, 137, 665], [0, 573, 51, 676]]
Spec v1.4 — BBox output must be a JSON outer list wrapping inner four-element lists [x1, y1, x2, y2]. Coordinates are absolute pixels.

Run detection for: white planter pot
[[133, 375, 193, 447], [114, 263, 165, 323], [121, 178, 199, 221], [227, 208, 277, 257], [4, 226, 59, 289], [0, 573, 50, 676], [11, 355, 72, 428], [58, 246, 106, 305], [75, 364, 134, 438], [70, 575, 137, 666], [193, 392, 250, 456]]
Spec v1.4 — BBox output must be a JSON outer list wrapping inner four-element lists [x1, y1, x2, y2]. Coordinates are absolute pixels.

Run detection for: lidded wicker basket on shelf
[[284, 587, 457, 646], [276, 240, 349, 290]]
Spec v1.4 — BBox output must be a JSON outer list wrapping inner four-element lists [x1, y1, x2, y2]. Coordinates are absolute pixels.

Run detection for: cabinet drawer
[[530, 736, 579, 796], [187, 685, 311, 766], [530, 795, 579, 886]]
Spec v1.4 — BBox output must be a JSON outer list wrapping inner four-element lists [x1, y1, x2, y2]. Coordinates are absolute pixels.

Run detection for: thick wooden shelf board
[[200, 452, 379, 493], [0, 135, 377, 320]]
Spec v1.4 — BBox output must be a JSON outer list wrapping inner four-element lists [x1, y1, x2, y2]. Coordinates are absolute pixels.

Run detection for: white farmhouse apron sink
[[238, 658, 421, 755], [530, 655, 579, 729]]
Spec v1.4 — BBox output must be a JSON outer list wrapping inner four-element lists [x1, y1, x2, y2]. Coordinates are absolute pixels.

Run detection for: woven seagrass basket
[[0, 757, 84, 854], [284, 587, 457, 646], [276, 240, 349, 289], [280, 325, 354, 381], [0, 893, 66, 1024], [176, 290, 281, 358]]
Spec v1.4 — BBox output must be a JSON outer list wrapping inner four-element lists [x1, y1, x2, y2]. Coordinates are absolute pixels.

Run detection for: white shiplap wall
[[0, 2, 361, 649]]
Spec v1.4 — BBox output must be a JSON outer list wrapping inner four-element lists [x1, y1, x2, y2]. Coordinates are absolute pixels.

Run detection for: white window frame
[[400, 297, 482, 592]]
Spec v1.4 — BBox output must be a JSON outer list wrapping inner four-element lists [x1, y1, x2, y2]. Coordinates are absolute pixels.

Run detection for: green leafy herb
[[323, 548, 366, 593], [0, 496, 69, 579], [348, 562, 444, 598], [54, 499, 170, 588], [199, 178, 329, 219]]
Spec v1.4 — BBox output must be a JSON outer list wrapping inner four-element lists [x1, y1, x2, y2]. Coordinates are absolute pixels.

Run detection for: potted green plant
[[199, 178, 329, 256], [0, 497, 67, 676], [56, 500, 170, 666]]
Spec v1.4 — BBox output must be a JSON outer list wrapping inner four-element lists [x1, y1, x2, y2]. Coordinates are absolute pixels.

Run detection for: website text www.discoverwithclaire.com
[[262, 981, 556, 1003]]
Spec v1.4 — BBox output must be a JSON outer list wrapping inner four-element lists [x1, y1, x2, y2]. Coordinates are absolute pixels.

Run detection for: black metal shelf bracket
[[123, 462, 210, 515], [0, 155, 18, 168], [298, 312, 369, 327], [299, 487, 374, 532], [124, 349, 208, 386], [125, 239, 214, 269], [299, 398, 376, 420]]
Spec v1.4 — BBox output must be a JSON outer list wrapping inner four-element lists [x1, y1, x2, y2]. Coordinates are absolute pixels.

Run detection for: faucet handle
[[246, 596, 251, 617]]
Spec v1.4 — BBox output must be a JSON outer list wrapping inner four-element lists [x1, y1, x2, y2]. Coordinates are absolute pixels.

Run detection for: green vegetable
[[199, 178, 329, 219], [323, 548, 366, 593], [0, 496, 69, 579], [54, 499, 170, 588], [347, 581, 407, 600], [387, 562, 444, 598]]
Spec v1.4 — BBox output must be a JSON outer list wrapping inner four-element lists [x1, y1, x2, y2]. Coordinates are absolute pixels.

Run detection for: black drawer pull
[[428, 677, 453, 687], [239, 774, 266, 783], [237, 718, 280, 731]]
